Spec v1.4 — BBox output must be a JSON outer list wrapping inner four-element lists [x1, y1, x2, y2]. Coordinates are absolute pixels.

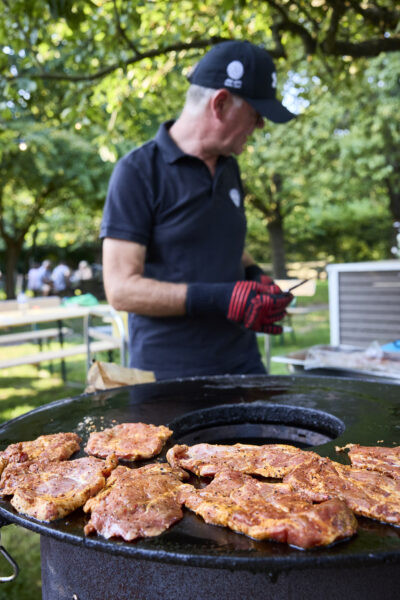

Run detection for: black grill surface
[[0, 374, 400, 574]]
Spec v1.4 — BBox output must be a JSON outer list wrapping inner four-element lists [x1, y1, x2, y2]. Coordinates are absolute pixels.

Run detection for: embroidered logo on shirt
[[224, 60, 244, 89], [229, 188, 241, 207]]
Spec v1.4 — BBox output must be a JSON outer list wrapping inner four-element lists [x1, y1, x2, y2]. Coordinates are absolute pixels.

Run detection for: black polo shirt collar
[[154, 120, 231, 173], [154, 120, 187, 164]]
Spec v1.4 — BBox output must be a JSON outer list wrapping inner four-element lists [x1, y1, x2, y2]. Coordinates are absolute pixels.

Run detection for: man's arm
[[102, 238, 187, 316], [103, 238, 292, 334]]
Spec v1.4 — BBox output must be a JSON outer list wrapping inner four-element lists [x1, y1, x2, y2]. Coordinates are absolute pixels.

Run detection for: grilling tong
[[285, 279, 309, 293]]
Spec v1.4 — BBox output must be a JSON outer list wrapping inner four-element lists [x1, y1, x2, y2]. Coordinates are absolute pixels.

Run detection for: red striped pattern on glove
[[227, 281, 292, 333]]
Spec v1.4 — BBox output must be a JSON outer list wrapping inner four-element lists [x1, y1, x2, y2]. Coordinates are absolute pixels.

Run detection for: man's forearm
[[102, 238, 188, 317], [104, 274, 188, 317]]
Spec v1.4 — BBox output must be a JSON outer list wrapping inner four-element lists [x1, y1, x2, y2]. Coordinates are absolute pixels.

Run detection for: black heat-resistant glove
[[186, 280, 293, 334], [245, 264, 277, 288]]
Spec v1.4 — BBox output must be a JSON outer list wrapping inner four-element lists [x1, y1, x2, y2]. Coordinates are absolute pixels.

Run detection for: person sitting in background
[[51, 260, 71, 297], [27, 262, 41, 296], [73, 260, 93, 284], [32, 260, 53, 296]]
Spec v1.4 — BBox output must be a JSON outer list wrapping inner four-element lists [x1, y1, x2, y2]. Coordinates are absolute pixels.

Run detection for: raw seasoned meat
[[284, 455, 400, 525], [167, 443, 317, 478], [0, 455, 116, 521], [84, 463, 190, 540], [85, 422, 172, 460], [336, 443, 400, 479], [0, 432, 81, 474], [179, 469, 357, 549], [0, 457, 7, 475]]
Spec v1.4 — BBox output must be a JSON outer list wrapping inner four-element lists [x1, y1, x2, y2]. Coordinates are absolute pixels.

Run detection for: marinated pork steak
[[84, 463, 190, 540], [336, 443, 400, 480], [284, 455, 400, 525], [167, 443, 318, 478], [0, 455, 117, 521], [179, 469, 357, 549], [85, 422, 173, 461], [0, 432, 81, 475]]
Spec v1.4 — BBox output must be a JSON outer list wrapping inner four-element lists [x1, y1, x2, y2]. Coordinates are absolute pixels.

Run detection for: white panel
[[327, 261, 400, 347]]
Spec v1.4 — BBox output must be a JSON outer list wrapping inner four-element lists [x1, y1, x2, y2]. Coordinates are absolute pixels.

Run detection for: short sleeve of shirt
[[100, 149, 155, 246]]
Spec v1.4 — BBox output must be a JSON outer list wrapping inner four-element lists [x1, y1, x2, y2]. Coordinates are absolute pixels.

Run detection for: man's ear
[[210, 89, 231, 121]]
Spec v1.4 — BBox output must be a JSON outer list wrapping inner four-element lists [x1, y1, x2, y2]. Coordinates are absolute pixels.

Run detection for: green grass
[[0, 527, 41, 600], [0, 281, 329, 599], [295, 279, 328, 307]]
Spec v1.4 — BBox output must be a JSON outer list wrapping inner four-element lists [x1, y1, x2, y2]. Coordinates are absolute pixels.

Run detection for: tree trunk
[[245, 173, 288, 278], [266, 174, 287, 279], [26, 226, 39, 269], [267, 220, 287, 279], [4, 239, 24, 299]]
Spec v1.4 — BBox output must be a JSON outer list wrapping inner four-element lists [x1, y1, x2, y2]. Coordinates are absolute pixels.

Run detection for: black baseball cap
[[187, 40, 295, 123]]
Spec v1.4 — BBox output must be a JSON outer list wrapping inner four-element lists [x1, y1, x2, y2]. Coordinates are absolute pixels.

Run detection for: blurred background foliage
[[1, 0, 399, 295]]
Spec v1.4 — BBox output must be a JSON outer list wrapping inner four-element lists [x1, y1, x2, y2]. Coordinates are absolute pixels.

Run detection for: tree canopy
[[0, 122, 110, 296], [2, 1, 399, 83], [1, 1, 399, 293], [2, 0, 399, 129], [241, 51, 399, 273]]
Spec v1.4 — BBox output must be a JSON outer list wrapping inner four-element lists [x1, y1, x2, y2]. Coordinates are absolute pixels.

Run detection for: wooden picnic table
[[0, 303, 127, 379]]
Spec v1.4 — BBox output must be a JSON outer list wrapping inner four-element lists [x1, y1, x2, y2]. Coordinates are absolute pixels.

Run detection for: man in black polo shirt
[[100, 40, 295, 380]]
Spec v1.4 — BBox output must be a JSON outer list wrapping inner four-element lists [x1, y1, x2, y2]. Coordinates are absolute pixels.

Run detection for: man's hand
[[227, 281, 292, 333], [245, 264, 278, 288], [186, 281, 293, 334]]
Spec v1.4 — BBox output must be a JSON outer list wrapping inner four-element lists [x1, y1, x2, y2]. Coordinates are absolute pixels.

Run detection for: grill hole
[[169, 402, 345, 449]]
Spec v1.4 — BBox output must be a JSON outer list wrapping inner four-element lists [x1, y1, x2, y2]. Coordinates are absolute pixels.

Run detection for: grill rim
[[1, 508, 400, 573]]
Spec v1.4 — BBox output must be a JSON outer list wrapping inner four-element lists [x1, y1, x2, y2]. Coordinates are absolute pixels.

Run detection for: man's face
[[220, 95, 264, 156]]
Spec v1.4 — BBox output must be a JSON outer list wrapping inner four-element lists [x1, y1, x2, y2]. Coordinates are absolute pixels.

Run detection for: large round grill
[[0, 374, 399, 599]]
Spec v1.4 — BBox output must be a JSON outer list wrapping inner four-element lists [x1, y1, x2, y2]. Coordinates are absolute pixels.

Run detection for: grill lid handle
[[0, 525, 19, 583]]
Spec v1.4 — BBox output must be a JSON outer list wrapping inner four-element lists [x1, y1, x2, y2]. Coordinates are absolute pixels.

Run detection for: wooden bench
[[0, 296, 74, 376], [0, 327, 71, 346], [0, 339, 121, 369], [0, 296, 71, 347]]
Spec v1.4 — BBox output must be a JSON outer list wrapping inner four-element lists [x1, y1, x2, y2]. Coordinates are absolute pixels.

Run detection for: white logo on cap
[[271, 72, 277, 88], [224, 60, 244, 89], [226, 61, 244, 80], [229, 188, 241, 208]]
